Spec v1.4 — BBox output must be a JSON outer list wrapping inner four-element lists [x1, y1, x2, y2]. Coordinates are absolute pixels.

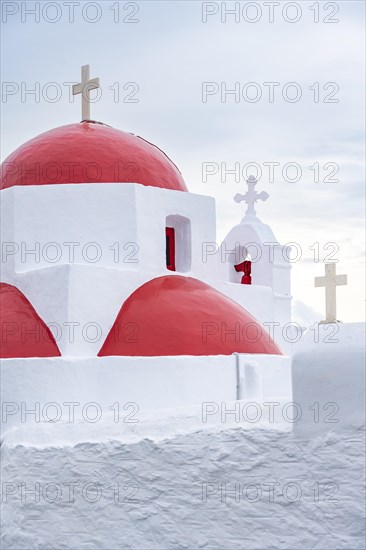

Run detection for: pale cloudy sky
[[1, 0, 365, 323]]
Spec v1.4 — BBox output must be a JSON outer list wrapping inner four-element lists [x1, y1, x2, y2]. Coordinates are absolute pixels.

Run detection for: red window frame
[[166, 227, 176, 271]]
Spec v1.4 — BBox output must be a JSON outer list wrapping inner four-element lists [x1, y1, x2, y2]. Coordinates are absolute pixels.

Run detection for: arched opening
[[225, 243, 252, 285]]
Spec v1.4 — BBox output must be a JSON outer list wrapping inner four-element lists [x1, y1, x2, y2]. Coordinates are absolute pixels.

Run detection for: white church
[[0, 65, 296, 418], [1, 65, 364, 550]]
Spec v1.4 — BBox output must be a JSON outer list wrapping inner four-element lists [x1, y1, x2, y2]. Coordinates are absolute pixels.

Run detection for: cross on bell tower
[[315, 263, 348, 323], [234, 175, 269, 221], [72, 65, 100, 121]]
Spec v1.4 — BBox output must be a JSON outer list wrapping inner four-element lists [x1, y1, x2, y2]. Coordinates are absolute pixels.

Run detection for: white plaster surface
[[1, 324, 365, 549], [1, 413, 364, 549], [1, 354, 292, 433], [292, 322, 365, 434], [1, 182, 292, 357], [1, 183, 217, 276]]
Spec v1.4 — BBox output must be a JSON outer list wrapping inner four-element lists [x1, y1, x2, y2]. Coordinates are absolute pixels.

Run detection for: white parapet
[[1, 353, 292, 434]]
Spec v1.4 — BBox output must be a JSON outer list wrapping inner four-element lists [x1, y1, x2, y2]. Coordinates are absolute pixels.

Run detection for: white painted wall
[[1, 353, 292, 433], [1, 182, 292, 356], [1, 331, 364, 550], [1, 183, 217, 276], [292, 322, 366, 435]]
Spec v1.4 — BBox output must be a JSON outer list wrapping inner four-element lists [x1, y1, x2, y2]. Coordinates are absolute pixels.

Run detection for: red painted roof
[[99, 276, 282, 357], [0, 122, 188, 192], [0, 283, 61, 358]]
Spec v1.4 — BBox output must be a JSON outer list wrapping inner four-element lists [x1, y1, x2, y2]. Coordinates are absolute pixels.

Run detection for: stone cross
[[72, 65, 100, 121], [234, 175, 269, 218], [315, 263, 348, 323]]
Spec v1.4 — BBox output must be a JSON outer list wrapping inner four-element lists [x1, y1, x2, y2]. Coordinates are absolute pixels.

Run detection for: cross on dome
[[315, 263, 348, 323], [234, 175, 269, 220], [72, 65, 100, 121]]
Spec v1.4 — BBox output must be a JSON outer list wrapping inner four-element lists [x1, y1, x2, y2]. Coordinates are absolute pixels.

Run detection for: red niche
[[0, 122, 188, 192], [98, 276, 282, 357], [0, 283, 61, 358]]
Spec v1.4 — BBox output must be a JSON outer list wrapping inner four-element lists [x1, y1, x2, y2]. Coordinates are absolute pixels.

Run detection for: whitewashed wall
[[1, 331, 364, 550], [1, 354, 291, 433], [1, 182, 291, 356]]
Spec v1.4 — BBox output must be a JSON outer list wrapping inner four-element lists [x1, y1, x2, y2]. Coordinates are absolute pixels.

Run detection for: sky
[[1, 0, 365, 324]]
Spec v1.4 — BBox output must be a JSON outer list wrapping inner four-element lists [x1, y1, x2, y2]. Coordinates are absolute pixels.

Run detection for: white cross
[[234, 175, 269, 218], [72, 65, 100, 121], [315, 263, 348, 323]]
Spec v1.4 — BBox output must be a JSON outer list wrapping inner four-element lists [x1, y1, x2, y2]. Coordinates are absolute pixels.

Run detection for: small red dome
[[0, 122, 188, 192], [98, 276, 282, 357], [0, 283, 61, 358]]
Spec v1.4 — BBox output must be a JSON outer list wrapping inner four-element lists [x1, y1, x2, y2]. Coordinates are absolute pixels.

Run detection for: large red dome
[[0, 283, 61, 358], [0, 122, 188, 191], [98, 276, 282, 357]]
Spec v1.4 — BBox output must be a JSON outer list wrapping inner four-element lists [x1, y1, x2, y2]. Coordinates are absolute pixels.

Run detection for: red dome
[[98, 276, 282, 357], [0, 122, 188, 192], [0, 283, 61, 358]]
